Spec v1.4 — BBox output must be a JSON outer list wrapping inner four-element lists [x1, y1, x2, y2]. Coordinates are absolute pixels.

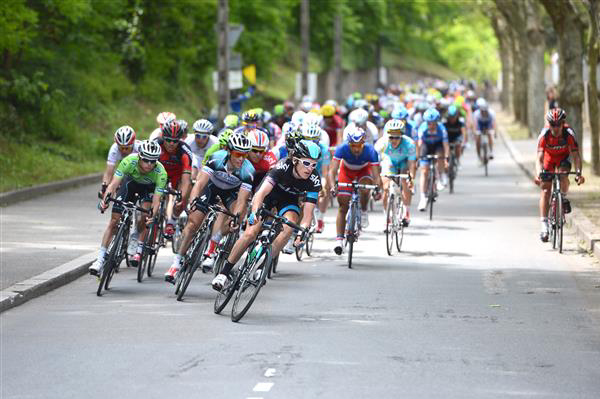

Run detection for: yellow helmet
[[321, 104, 336, 117]]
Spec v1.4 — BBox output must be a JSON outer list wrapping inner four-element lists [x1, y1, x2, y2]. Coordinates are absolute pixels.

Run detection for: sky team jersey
[[184, 134, 218, 169], [250, 150, 278, 174], [537, 126, 578, 166], [417, 122, 448, 144], [333, 142, 380, 171], [472, 109, 496, 132], [114, 154, 167, 195], [203, 150, 254, 192], [374, 136, 416, 169], [156, 138, 193, 185], [106, 140, 141, 165], [265, 158, 322, 203]]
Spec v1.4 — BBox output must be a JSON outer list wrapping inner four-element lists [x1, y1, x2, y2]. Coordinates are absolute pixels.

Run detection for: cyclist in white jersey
[[100, 126, 140, 197], [185, 119, 218, 180], [149, 111, 176, 141]]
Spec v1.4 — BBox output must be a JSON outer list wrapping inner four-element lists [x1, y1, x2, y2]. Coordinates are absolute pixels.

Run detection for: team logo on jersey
[[309, 173, 321, 187]]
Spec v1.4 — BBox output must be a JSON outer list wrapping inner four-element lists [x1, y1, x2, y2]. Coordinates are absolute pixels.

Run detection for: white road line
[[253, 382, 274, 392], [264, 368, 276, 377]]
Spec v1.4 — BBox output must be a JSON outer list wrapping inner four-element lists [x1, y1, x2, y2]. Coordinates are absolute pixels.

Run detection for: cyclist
[[99, 126, 141, 197], [234, 110, 260, 136], [344, 108, 379, 145], [472, 98, 496, 162], [155, 120, 193, 242], [223, 114, 240, 130], [417, 108, 449, 211], [534, 108, 585, 242], [274, 122, 301, 160], [202, 128, 234, 165], [443, 105, 467, 164], [390, 106, 417, 141], [320, 103, 345, 147], [149, 111, 176, 141], [186, 119, 218, 181], [375, 120, 416, 226], [211, 140, 322, 291], [330, 126, 382, 255], [164, 133, 255, 282], [246, 129, 278, 192], [90, 141, 167, 276]]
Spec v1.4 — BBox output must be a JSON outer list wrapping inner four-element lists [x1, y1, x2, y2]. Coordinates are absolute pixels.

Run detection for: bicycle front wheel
[[396, 200, 405, 252], [483, 143, 488, 177], [428, 173, 435, 221], [557, 193, 564, 253], [295, 237, 305, 261], [306, 232, 314, 256], [97, 227, 123, 296], [346, 203, 357, 268], [385, 195, 395, 256], [231, 245, 271, 322]]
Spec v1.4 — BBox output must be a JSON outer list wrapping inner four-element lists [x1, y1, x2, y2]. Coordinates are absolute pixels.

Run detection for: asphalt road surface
[[2, 141, 600, 398]]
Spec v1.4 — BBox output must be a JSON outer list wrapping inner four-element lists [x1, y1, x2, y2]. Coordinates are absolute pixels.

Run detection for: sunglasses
[[251, 149, 265, 154], [549, 121, 562, 127], [140, 158, 157, 164], [349, 142, 364, 147], [118, 145, 133, 152], [195, 134, 209, 139], [299, 159, 317, 168], [164, 138, 179, 143], [388, 135, 402, 141], [230, 151, 248, 159]]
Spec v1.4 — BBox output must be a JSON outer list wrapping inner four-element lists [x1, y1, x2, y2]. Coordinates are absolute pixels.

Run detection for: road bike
[[448, 143, 459, 194], [480, 129, 491, 177], [171, 210, 187, 254], [543, 171, 578, 253], [337, 181, 379, 269], [422, 154, 440, 221], [97, 197, 149, 296], [213, 206, 306, 322], [383, 174, 411, 255], [295, 208, 318, 261]]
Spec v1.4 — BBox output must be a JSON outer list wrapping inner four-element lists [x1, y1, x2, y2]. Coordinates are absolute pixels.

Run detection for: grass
[[383, 51, 459, 81]]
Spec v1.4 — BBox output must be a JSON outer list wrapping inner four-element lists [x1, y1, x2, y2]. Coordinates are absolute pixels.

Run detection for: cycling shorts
[[338, 164, 373, 196], [112, 177, 154, 214], [194, 181, 237, 214], [263, 190, 301, 216], [541, 155, 571, 181], [419, 141, 444, 165]]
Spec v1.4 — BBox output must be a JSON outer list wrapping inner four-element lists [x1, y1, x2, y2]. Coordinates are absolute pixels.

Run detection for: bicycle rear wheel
[[428, 171, 435, 221], [549, 197, 557, 249], [557, 193, 564, 253], [449, 157, 455, 194], [385, 195, 395, 256], [306, 231, 314, 256], [214, 263, 241, 314], [396, 200, 405, 252], [147, 223, 161, 277], [483, 143, 488, 177], [231, 245, 271, 322], [295, 237, 305, 261], [346, 203, 357, 268]]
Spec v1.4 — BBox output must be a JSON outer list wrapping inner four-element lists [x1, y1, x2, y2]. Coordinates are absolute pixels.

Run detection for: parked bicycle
[[383, 173, 411, 255]]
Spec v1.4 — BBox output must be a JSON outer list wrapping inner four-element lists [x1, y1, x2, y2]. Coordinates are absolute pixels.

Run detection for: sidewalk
[[496, 109, 600, 259]]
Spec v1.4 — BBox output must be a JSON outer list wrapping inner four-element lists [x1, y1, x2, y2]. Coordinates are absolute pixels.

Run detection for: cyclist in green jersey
[[90, 141, 168, 276]]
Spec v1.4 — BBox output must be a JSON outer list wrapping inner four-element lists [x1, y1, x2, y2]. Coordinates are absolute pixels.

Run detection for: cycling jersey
[[315, 142, 331, 176], [250, 150, 277, 192], [472, 109, 496, 133], [203, 150, 255, 192], [106, 141, 141, 166], [184, 134, 218, 170], [443, 118, 465, 142], [374, 136, 416, 173], [265, 122, 282, 143], [156, 138, 193, 187], [114, 154, 168, 195], [343, 121, 379, 145], [334, 142, 379, 196], [417, 122, 448, 144], [321, 114, 344, 146], [265, 158, 322, 205], [537, 125, 578, 171], [404, 119, 418, 141], [202, 142, 225, 166]]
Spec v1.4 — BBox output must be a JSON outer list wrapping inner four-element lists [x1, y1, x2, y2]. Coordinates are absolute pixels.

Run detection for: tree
[[584, 0, 599, 175], [489, 8, 513, 113], [524, 0, 546, 137]]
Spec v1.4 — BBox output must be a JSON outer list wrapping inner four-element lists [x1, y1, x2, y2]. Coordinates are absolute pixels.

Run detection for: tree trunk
[[490, 11, 513, 112], [525, 0, 546, 138], [586, 0, 599, 175], [541, 0, 586, 148]]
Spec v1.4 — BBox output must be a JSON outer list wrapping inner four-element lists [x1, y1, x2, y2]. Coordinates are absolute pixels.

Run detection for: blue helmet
[[447, 105, 458, 117], [423, 108, 440, 122], [294, 139, 321, 160], [391, 106, 409, 120], [346, 125, 366, 143]]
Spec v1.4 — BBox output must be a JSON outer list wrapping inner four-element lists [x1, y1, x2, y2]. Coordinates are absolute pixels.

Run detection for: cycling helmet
[[227, 132, 251, 153], [291, 111, 306, 126], [156, 112, 176, 126], [423, 108, 440, 123], [546, 108, 566, 125], [241, 110, 260, 124], [324, 99, 338, 108], [476, 98, 488, 111], [193, 119, 214, 135], [321, 104, 336, 117], [138, 140, 161, 161], [176, 119, 188, 135], [303, 112, 322, 127], [161, 120, 184, 139], [447, 105, 459, 117], [300, 101, 313, 112], [218, 128, 234, 147], [114, 125, 136, 146], [282, 121, 298, 137], [302, 124, 321, 142], [262, 111, 272, 124], [384, 119, 405, 136], [349, 108, 369, 125], [248, 129, 269, 150], [391, 106, 409, 120], [466, 90, 476, 100], [273, 104, 284, 116], [284, 124, 301, 149], [223, 114, 239, 129], [345, 125, 366, 143], [294, 139, 321, 160]]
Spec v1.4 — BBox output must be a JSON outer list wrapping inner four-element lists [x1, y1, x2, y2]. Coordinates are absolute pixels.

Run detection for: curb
[[499, 125, 600, 260], [0, 173, 102, 206], [0, 252, 96, 313]]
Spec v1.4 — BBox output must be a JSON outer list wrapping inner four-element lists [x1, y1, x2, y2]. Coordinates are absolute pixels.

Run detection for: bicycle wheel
[[146, 224, 160, 278], [268, 254, 279, 278], [137, 224, 155, 283], [346, 203, 357, 268], [483, 143, 488, 177], [97, 227, 123, 296], [177, 226, 211, 300], [214, 231, 237, 276], [449, 157, 455, 194], [395, 199, 405, 252], [306, 231, 314, 256], [549, 196, 557, 249], [231, 245, 271, 322], [295, 236, 305, 261], [214, 263, 241, 314], [385, 194, 395, 256], [428, 170, 435, 221], [557, 193, 564, 253]]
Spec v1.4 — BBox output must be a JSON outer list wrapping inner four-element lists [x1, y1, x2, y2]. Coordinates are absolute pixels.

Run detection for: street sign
[[229, 52, 242, 70], [213, 70, 244, 91], [228, 24, 244, 48]]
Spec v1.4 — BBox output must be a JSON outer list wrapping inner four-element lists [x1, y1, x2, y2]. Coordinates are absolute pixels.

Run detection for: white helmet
[[248, 129, 269, 150], [476, 98, 488, 111], [139, 140, 161, 161], [303, 112, 322, 127], [301, 124, 321, 141], [192, 119, 214, 134], [114, 125, 136, 146], [349, 108, 368, 125], [300, 101, 313, 112], [384, 119, 405, 136], [291, 111, 306, 126], [227, 132, 251, 153], [156, 112, 176, 125], [282, 122, 298, 137]]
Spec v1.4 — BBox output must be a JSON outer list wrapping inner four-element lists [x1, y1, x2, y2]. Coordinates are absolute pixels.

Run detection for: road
[[2, 140, 600, 398]]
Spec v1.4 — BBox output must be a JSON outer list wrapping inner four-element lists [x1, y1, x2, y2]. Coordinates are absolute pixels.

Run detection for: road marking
[[247, 397, 263, 399], [264, 368, 276, 377], [253, 382, 274, 392]]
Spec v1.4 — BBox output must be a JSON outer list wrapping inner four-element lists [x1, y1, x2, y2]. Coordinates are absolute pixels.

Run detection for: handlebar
[[104, 196, 151, 214], [257, 206, 307, 234], [382, 173, 411, 182], [337, 182, 379, 190], [165, 187, 182, 201]]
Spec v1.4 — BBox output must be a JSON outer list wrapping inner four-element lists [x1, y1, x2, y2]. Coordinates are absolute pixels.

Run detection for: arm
[[535, 149, 545, 177], [299, 201, 316, 230], [189, 170, 211, 204], [461, 126, 467, 144], [251, 179, 275, 216], [102, 164, 116, 187], [328, 158, 340, 188], [571, 148, 585, 184], [232, 188, 251, 220], [179, 173, 192, 205]]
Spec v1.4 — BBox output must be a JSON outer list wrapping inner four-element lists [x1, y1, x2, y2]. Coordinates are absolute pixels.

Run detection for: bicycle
[[175, 203, 236, 301], [295, 207, 318, 261], [213, 206, 306, 322], [480, 129, 491, 177], [337, 181, 379, 269], [138, 187, 181, 283], [171, 210, 187, 254], [543, 171, 578, 253], [97, 197, 150, 296], [383, 174, 411, 255], [422, 154, 440, 221], [448, 143, 459, 194]]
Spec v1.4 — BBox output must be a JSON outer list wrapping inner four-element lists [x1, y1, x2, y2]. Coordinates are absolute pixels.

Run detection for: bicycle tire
[[428, 170, 435, 221], [449, 156, 455, 194], [137, 225, 155, 283], [483, 143, 488, 177], [396, 199, 404, 252], [385, 195, 395, 256], [214, 231, 237, 276], [550, 196, 557, 249], [177, 226, 211, 300], [295, 237, 305, 261], [214, 265, 240, 314], [306, 231, 314, 256], [269, 254, 279, 278], [146, 224, 159, 278], [557, 193, 564, 253], [346, 202, 357, 268], [231, 245, 271, 322], [97, 226, 123, 296]]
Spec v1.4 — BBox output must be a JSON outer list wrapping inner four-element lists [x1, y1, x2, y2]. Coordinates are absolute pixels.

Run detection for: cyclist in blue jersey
[[417, 108, 450, 211], [391, 106, 418, 141], [164, 133, 255, 283], [329, 126, 382, 255], [375, 119, 417, 225], [472, 98, 497, 162]]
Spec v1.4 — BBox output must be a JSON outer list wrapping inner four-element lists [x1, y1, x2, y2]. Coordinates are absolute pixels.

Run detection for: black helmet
[[293, 139, 321, 160]]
